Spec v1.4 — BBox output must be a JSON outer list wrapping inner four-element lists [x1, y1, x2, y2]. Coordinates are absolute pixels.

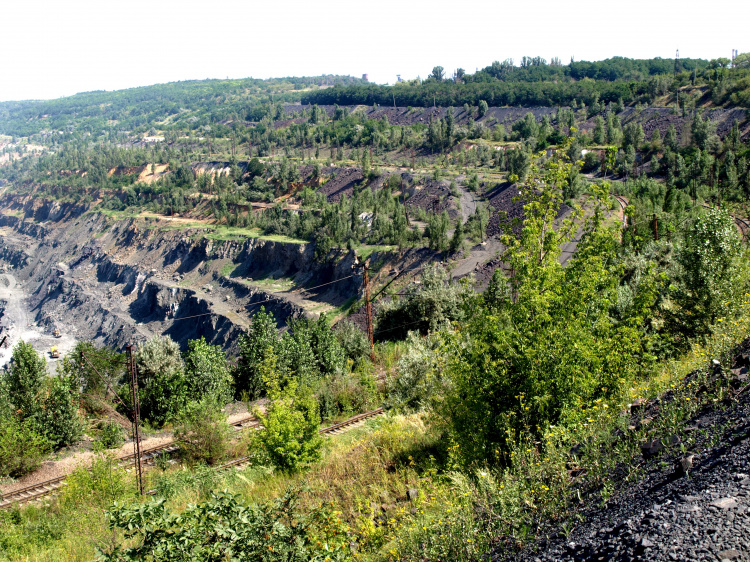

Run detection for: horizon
[[3, 0, 748, 103]]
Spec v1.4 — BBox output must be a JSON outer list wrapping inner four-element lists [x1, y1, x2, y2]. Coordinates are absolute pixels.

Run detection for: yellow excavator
[[50, 346, 60, 359]]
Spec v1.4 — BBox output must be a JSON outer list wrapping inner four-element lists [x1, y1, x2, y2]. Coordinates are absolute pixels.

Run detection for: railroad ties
[[1, 407, 386, 508], [0, 475, 68, 509]]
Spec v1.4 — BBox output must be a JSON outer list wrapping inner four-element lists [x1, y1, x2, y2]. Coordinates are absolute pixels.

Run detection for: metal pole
[[401, 178, 410, 227], [126, 345, 144, 495], [363, 263, 375, 363]]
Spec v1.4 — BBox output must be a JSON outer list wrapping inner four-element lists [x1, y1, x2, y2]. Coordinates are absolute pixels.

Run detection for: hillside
[[0, 58, 749, 561]]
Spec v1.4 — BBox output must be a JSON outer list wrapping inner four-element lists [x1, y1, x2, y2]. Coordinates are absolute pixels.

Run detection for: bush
[[386, 330, 447, 411], [376, 264, 472, 339], [173, 400, 232, 466], [100, 489, 350, 561], [334, 321, 370, 365], [256, 387, 323, 473], [317, 372, 378, 421], [96, 421, 125, 450], [60, 453, 133, 508], [0, 417, 49, 478]]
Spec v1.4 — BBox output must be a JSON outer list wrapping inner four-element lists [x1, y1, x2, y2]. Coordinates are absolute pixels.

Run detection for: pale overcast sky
[[1, 0, 747, 102]]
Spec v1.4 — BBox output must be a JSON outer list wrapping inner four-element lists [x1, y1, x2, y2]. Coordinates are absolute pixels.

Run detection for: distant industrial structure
[[362, 74, 369, 82]]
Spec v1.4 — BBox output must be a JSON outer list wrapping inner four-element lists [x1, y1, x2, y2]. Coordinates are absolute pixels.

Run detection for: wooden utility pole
[[363, 263, 375, 363], [126, 345, 144, 495], [653, 213, 659, 241]]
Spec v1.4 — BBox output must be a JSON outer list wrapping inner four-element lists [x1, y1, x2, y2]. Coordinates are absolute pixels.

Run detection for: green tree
[[62, 341, 125, 396], [254, 374, 323, 472], [183, 337, 233, 405], [671, 207, 744, 339], [136, 335, 188, 427], [236, 308, 279, 400], [664, 125, 679, 152], [36, 375, 83, 448], [593, 116, 605, 144], [478, 100, 489, 118], [430, 66, 445, 82], [6, 341, 46, 419], [450, 219, 464, 252], [438, 146, 644, 467], [507, 146, 531, 182], [376, 263, 471, 339]]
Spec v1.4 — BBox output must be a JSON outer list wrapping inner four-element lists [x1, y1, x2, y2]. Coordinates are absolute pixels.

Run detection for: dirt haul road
[[0, 273, 77, 369]]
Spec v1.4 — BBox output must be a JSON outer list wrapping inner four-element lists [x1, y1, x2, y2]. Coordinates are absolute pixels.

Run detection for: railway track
[[700, 203, 749, 242], [734, 214, 749, 242], [613, 195, 629, 229], [0, 408, 385, 508], [200, 407, 387, 477]]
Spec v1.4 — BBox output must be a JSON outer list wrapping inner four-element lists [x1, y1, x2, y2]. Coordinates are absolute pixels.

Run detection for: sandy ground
[[0, 273, 78, 370]]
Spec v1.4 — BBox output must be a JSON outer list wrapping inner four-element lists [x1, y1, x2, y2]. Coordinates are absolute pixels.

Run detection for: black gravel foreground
[[505, 381, 750, 561]]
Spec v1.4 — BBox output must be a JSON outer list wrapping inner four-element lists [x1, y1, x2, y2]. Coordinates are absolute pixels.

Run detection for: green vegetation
[[1, 57, 750, 561]]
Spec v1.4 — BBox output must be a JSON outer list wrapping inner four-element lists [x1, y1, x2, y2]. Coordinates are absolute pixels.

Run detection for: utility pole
[[363, 263, 375, 363], [401, 178, 410, 227], [652, 213, 659, 241], [126, 345, 144, 495]]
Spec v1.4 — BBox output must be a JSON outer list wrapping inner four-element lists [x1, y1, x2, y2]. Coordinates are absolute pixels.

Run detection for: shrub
[[256, 386, 323, 473], [100, 489, 350, 561], [96, 421, 125, 450], [376, 264, 472, 339], [60, 453, 133, 508], [173, 400, 232, 466], [386, 330, 447, 412], [335, 320, 370, 365], [0, 417, 49, 478], [317, 372, 378, 421]]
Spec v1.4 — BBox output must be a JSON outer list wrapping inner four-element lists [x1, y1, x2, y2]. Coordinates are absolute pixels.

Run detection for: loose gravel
[[501, 367, 750, 562]]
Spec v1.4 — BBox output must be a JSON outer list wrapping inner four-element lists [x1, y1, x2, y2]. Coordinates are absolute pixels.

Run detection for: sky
[[1, 0, 748, 102]]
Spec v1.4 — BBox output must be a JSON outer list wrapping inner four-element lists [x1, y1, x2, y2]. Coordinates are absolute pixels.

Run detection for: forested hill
[[302, 56, 750, 109], [0, 75, 364, 137]]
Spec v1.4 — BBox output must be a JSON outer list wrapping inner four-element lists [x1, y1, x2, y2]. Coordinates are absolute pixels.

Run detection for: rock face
[[0, 193, 362, 354]]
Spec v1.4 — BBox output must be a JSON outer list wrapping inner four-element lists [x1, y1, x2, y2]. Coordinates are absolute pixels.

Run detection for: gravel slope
[[501, 362, 750, 562]]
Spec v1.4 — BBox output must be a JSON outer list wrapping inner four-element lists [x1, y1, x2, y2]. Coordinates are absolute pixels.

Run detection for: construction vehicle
[[50, 346, 60, 359], [53, 329, 61, 338]]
